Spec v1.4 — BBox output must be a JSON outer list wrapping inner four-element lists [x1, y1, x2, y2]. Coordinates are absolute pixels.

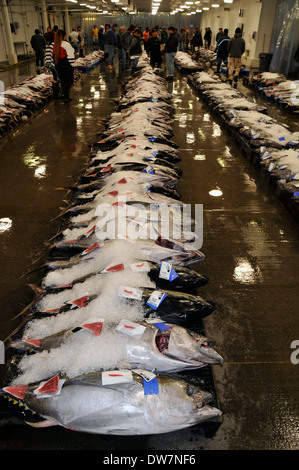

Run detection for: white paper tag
[[102, 370, 133, 385], [118, 286, 143, 300], [133, 369, 157, 382], [116, 319, 146, 339], [159, 261, 172, 280], [129, 261, 151, 272], [146, 291, 167, 310]]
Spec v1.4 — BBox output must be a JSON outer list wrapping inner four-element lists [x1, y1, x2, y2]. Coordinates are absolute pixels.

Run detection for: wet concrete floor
[[0, 58, 298, 451]]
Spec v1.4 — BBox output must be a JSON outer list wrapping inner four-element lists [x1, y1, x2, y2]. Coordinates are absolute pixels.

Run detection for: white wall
[[199, 0, 263, 67]]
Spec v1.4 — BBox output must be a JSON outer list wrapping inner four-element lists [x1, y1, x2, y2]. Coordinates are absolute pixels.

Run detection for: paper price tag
[[129, 262, 151, 272], [118, 286, 143, 301], [116, 319, 146, 339], [133, 369, 157, 382], [102, 370, 133, 386], [159, 261, 178, 282], [146, 291, 167, 310]]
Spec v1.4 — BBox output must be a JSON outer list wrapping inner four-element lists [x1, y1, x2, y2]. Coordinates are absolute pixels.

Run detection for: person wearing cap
[[227, 27, 246, 86], [164, 26, 178, 80], [120, 26, 133, 68], [107, 23, 118, 71], [129, 28, 142, 71]]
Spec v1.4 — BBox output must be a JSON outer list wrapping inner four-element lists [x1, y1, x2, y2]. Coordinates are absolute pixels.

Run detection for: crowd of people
[[29, 21, 246, 103]]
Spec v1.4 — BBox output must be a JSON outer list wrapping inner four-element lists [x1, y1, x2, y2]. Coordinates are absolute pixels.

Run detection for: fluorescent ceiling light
[[212, 3, 220, 6]]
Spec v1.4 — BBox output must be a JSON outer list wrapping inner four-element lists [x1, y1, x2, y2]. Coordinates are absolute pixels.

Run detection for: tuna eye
[[186, 384, 197, 397]]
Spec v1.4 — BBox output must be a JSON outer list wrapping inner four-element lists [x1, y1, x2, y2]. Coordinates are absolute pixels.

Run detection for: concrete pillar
[[64, 6, 71, 37], [40, 0, 49, 33], [1, 0, 18, 65], [252, 0, 278, 67]]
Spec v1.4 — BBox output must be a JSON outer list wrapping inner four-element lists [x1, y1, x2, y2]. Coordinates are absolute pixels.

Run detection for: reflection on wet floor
[[0, 60, 298, 450]]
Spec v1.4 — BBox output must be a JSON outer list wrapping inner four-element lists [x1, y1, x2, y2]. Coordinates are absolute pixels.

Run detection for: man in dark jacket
[[107, 24, 118, 70], [190, 27, 203, 52], [30, 29, 46, 71], [147, 29, 162, 69], [165, 26, 178, 80], [129, 29, 142, 71], [120, 26, 133, 68], [215, 28, 230, 73], [227, 27, 246, 85]]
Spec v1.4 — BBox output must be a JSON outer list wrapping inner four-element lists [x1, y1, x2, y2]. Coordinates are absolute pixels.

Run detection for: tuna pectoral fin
[[25, 418, 59, 428]]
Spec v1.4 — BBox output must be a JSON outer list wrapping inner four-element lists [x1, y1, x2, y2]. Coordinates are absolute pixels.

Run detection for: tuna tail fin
[[19, 264, 47, 279], [27, 283, 46, 297], [25, 418, 59, 428]]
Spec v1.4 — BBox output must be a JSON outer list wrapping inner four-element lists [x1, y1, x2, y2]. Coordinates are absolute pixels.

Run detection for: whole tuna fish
[[1, 370, 222, 435], [8, 319, 223, 372]]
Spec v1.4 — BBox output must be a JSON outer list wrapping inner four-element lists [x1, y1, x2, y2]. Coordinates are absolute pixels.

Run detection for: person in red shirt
[[143, 27, 150, 54], [53, 29, 75, 102]]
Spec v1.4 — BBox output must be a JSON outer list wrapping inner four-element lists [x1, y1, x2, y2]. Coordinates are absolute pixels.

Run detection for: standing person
[[185, 27, 190, 51], [204, 27, 212, 49], [120, 25, 133, 68], [215, 28, 230, 74], [98, 25, 104, 51], [77, 26, 85, 57], [91, 25, 99, 46], [160, 27, 168, 51], [143, 27, 150, 54], [116, 26, 125, 63], [107, 24, 118, 71], [52, 29, 75, 103], [177, 28, 186, 52], [129, 28, 142, 72], [190, 27, 203, 53], [216, 28, 224, 43], [227, 27, 245, 86], [45, 30, 59, 98], [164, 26, 178, 80], [30, 29, 46, 73], [69, 28, 80, 56], [103, 24, 110, 59], [147, 29, 162, 69]]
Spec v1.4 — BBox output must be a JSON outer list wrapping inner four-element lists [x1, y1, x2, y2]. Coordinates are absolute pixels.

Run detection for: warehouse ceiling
[[42, 0, 223, 14]]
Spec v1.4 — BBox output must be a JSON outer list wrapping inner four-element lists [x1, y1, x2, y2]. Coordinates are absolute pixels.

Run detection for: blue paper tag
[[149, 137, 157, 142], [152, 322, 169, 331], [151, 152, 157, 157], [294, 192, 299, 197], [143, 377, 159, 395], [279, 136, 286, 141]]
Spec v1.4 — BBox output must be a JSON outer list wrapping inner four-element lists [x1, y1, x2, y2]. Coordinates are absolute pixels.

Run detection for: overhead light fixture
[[224, 0, 233, 3], [203, 7, 209, 10], [66, 0, 78, 3], [211, 3, 220, 7]]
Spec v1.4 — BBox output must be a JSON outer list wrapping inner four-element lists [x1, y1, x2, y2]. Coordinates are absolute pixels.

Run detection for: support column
[[40, 0, 49, 33], [64, 6, 71, 38], [251, 0, 278, 67], [1, 0, 18, 65]]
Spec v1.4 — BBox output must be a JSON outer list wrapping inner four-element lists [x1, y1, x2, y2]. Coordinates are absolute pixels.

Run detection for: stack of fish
[[188, 71, 299, 199], [73, 50, 105, 70], [0, 74, 53, 137], [1, 66, 223, 436], [175, 51, 203, 72], [248, 72, 299, 111]]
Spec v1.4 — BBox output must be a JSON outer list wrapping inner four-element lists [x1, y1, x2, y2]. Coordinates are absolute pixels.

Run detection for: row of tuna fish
[[1, 66, 223, 436], [188, 71, 299, 199], [0, 50, 107, 138], [0, 74, 53, 136], [248, 72, 299, 112]]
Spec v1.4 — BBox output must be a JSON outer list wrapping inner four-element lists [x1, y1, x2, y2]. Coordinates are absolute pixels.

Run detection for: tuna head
[[164, 325, 224, 365], [2, 370, 221, 435]]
